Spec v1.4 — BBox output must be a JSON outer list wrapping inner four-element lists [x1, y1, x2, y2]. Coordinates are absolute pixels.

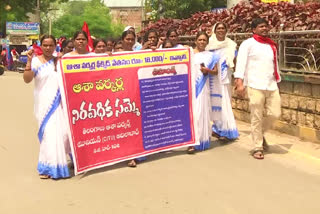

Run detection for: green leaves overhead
[[52, 0, 124, 39], [0, 0, 69, 33], [147, 0, 226, 20]]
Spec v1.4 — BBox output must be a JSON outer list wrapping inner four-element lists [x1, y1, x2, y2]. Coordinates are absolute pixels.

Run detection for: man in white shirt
[[234, 18, 281, 159]]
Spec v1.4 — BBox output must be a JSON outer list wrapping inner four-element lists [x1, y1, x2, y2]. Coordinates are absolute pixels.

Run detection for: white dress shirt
[[234, 38, 280, 91]]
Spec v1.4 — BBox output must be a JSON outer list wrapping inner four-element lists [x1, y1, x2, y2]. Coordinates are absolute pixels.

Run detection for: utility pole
[[35, 0, 41, 23], [48, 8, 58, 35]]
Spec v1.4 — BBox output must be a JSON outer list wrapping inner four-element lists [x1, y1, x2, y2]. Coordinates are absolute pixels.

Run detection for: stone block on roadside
[[291, 110, 298, 125], [297, 112, 306, 126], [306, 113, 315, 128], [314, 115, 320, 129], [282, 109, 291, 122], [289, 95, 299, 109], [316, 100, 320, 113], [281, 94, 290, 108], [306, 99, 316, 113], [298, 97, 307, 110]]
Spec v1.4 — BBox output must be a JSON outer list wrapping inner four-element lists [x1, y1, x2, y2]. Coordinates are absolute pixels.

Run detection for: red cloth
[[82, 21, 94, 52], [11, 49, 17, 56], [33, 44, 43, 56], [1, 50, 7, 66], [58, 37, 66, 51], [253, 34, 280, 82]]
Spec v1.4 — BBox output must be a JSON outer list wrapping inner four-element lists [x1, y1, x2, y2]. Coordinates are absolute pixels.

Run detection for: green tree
[[147, 0, 226, 20], [0, 0, 68, 34], [0, 0, 34, 33], [52, 0, 124, 39]]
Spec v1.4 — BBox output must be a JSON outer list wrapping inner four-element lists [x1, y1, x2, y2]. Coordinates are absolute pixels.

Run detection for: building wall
[[109, 7, 143, 31]]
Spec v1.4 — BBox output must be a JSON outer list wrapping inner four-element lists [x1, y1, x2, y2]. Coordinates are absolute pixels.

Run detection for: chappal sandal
[[39, 174, 50, 179], [187, 146, 195, 154], [212, 131, 220, 138], [127, 160, 137, 168], [251, 150, 264, 160]]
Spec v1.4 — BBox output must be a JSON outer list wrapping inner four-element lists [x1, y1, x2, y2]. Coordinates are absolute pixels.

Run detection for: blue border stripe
[[210, 93, 222, 98], [32, 67, 38, 76], [212, 124, 239, 140], [38, 90, 61, 143], [212, 106, 222, 111], [38, 162, 70, 179], [207, 52, 220, 70], [195, 75, 209, 98], [33, 58, 54, 77], [195, 139, 210, 151]]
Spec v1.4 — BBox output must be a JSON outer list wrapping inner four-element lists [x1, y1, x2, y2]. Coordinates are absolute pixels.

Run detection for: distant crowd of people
[[23, 17, 281, 179]]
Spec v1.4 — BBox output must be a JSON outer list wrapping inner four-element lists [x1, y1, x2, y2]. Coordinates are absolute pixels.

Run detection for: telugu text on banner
[[58, 49, 198, 174]]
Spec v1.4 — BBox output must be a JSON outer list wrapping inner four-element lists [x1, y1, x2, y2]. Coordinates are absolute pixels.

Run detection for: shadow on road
[[75, 138, 236, 179], [265, 144, 292, 155]]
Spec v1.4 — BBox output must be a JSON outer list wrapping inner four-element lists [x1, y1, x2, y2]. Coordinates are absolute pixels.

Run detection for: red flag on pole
[[82, 21, 94, 52]]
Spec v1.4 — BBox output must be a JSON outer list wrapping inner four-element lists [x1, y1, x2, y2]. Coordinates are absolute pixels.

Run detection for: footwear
[[212, 131, 220, 138], [251, 150, 264, 160], [127, 160, 137, 167], [219, 136, 229, 142], [263, 137, 270, 152], [187, 146, 195, 154], [39, 174, 50, 179]]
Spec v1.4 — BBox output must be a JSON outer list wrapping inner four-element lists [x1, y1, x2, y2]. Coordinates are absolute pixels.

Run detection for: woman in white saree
[[187, 32, 219, 153], [24, 35, 70, 179], [206, 22, 239, 140]]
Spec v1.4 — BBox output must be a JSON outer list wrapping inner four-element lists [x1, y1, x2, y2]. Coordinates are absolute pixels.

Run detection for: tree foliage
[[52, 0, 124, 39], [146, 0, 226, 20], [0, 0, 68, 34]]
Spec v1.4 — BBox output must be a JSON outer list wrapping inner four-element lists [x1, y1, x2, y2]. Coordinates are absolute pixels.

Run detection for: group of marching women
[[23, 22, 239, 179]]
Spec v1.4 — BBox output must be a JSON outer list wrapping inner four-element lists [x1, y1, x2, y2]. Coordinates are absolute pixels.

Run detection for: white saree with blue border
[[194, 51, 219, 150], [31, 57, 70, 179], [209, 48, 239, 140]]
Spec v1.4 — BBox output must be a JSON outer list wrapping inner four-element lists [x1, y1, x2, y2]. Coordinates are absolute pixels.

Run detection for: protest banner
[[58, 49, 197, 174]]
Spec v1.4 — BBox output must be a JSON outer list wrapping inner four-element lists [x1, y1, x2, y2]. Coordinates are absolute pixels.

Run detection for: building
[[103, 0, 144, 31]]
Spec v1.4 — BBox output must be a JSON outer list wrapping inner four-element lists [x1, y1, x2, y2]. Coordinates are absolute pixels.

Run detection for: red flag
[[82, 21, 94, 52], [33, 43, 43, 56]]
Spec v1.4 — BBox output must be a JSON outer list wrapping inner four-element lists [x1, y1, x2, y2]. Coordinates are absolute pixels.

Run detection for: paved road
[[1, 72, 320, 214]]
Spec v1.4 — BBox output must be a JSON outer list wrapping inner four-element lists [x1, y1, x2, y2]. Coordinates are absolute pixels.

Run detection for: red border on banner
[[59, 48, 196, 174]]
